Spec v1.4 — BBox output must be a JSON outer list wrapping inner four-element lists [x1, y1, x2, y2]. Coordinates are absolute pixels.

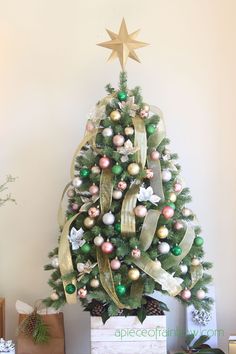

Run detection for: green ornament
[[81, 243, 91, 254], [112, 164, 123, 175], [117, 91, 127, 101], [114, 223, 121, 233], [171, 245, 182, 256], [65, 283, 76, 294], [115, 284, 127, 296], [80, 168, 91, 178], [166, 202, 176, 210], [146, 124, 156, 135], [194, 236, 204, 246]]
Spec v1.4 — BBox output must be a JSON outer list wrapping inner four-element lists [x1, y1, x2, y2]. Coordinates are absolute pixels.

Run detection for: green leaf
[[158, 300, 170, 312], [108, 303, 119, 317], [197, 349, 225, 354], [137, 307, 147, 323], [101, 308, 110, 324], [185, 333, 194, 346], [193, 335, 210, 348]]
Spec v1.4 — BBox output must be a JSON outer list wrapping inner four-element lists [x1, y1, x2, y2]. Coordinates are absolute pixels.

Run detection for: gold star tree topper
[[97, 18, 149, 70]]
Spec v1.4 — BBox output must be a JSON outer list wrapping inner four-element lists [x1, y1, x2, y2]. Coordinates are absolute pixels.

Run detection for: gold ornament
[[124, 126, 134, 136], [128, 267, 140, 281], [127, 163, 140, 176], [157, 226, 169, 239], [83, 216, 95, 229], [169, 192, 177, 203], [97, 18, 149, 70], [110, 110, 121, 121]]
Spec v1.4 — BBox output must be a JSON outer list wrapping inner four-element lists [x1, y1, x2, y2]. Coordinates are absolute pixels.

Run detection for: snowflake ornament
[[68, 227, 85, 250], [137, 186, 161, 205], [117, 139, 139, 162]]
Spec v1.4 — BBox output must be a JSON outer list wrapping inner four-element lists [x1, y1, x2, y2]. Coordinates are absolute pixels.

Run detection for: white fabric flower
[[137, 186, 161, 205], [68, 227, 85, 250], [117, 139, 139, 162]]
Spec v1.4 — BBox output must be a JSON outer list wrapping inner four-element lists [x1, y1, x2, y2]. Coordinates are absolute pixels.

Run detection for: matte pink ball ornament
[[196, 289, 206, 300], [78, 287, 87, 299], [72, 203, 79, 211], [67, 189, 75, 198], [110, 258, 121, 270], [174, 182, 182, 193], [117, 180, 127, 191], [181, 288, 191, 300], [174, 220, 184, 231], [101, 241, 114, 254], [150, 150, 160, 161], [99, 156, 110, 169], [162, 205, 174, 219], [131, 247, 141, 259], [113, 134, 125, 147], [134, 205, 147, 218], [88, 207, 100, 218], [89, 184, 99, 195]]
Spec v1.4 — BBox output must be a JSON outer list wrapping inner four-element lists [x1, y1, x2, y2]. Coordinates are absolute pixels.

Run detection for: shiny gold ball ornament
[[169, 192, 177, 203], [127, 163, 140, 176], [83, 216, 95, 229], [157, 226, 169, 239], [110, 110, 121, 122], [90, 278, 100, 288], [128, 267, 140, 281]]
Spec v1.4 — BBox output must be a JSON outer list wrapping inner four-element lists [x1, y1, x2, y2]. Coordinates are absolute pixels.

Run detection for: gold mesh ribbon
[[132, 254, 182, 296], [99, 168, 113, 215], [96, 248, 128, 309], [161, 225, 195, 270], [58, 212, 81, 304], [132, 116, 147, 168], [139, 209, 161, 251], [130, 278, 144, 307], [58, 182, 73, 229], [121, 182, 140, 236], [190, 264, 203, 289]]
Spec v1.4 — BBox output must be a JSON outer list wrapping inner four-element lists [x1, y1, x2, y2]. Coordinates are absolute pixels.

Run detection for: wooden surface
[[91, 315, 167, 354], [0, 298, 5, 338]]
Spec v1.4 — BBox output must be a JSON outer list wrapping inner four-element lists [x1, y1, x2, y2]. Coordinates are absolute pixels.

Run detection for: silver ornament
[[102, 212, 115, 225], [94, 235, 104, 246], [179, 264, 188, 274], [162, 169, 172, 182], [72, 176, 82, 188], [51, 257, 59, 268], [158, 242, 170, 254], [102, 127, 113, 137]]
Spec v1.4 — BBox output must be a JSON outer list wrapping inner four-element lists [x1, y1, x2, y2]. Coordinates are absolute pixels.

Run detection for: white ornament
[[50, 292, 59, 301], [158, 242, 170, 254], [72, 176, 82, 188], [90, 278, 100, 288], [112, 190, 123, 200], [191, 257, 201, 266], [117, 139, 139, 162], [179, 264, 188, 274], [102, 127, 113, 137], [162, 169, 172, 182], [94, 235, 104, 246], [51, 257, 59, 268], [68, 227, 85, 250], [102, 212, 115, 225], [137, 186, 161, 205], [196, 289, 206, 300]]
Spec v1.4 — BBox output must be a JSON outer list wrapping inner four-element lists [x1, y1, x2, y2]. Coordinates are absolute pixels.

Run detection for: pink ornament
[[181, 288, 191, 300], [117, 180, 127, 191], [174, 182, 182, 193], [140, 109, 149, 118], [162, 206, 174, 219], [101, 241, 114, 254], [99, 156, 110, 169], [86, 121, 94, 132], [113, 134, 125, 147], [88, 207, 100, 218], [72, 203, 79, 211], [145, 168, 154, 179], [110, 258, 121, 270], [89, 184, 99, 195], [67, 189, 75, 198], [131, 248, 141, 259], [78, 287, 87, 299], [174, 220, 184, 231], [134, 205, 147, 218], [150, 150, 160, 161]]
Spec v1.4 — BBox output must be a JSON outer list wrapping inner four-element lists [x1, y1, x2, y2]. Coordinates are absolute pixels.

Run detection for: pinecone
[[145, 296, 164, 316], [90, 300, 105, 316]]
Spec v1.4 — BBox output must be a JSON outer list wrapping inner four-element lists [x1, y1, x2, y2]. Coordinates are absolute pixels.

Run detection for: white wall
[[1, 1, 236, 353]]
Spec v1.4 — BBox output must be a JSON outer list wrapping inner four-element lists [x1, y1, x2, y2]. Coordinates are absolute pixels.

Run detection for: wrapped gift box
[[0, 338, 15, 354], [229, 336, 236, 354]]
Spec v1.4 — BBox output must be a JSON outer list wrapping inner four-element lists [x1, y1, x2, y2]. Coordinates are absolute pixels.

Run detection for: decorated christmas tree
[[44, 19, 213, 323]]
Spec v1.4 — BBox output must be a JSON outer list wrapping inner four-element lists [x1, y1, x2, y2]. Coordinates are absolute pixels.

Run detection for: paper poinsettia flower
[[77, 260, 97, 281], [137, 186, 161, 205], [68, 227, 85, 250], [117, 139, 139, 162], [118, 96, 139, 117]]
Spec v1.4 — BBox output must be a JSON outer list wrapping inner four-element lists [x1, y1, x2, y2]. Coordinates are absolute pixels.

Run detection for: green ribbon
[[139, 209, 161, 251]]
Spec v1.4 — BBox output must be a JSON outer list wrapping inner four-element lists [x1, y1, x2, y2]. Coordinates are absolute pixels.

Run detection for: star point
[[97, 19, 149, 70]]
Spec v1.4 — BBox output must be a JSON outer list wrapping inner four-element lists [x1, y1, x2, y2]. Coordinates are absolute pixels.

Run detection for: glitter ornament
[[127, 163, 140, 176], [128, 267, 140, 281], [102, 212, 115, 225], [162, 169, 172, 182], [134, 205, 147, 218], [80, 167, 90, 178], [196, 289, 206, 300], [102, 127, 113, 137], [65, 283, 76, 294], [150, 150, 160, 161], [158, 242, 170, 254], [110, 258, 121, 270], [181, 288, 191, 300], [78, 287, 87, 298], [162, 205, 174, 219], [116, 283, 127, 296], [113, 134, 125, 147], [50, 292, 59, 301], [67, 189, 75, 198], [112, 190, 123, 200], [117, 180, 127, 191], [89, 184, 99, 195], [51, 257, 59, 268], [157, 226, 169, 239], [84, 216, 95, 229], [117, 91, 127, 101], [171, 245, 182, 256], [174, 182, 182, 193], [88, 207, 100, 218], [131, 247, 141, 259], [90, 278, 100, 288], [94, 235, 104, 247], [110, 110, 121, 121], [124, 126, 134, 136], [72, 176, 82, 188], [99, 156, 110, 169], [101, 241, 114, 254]]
